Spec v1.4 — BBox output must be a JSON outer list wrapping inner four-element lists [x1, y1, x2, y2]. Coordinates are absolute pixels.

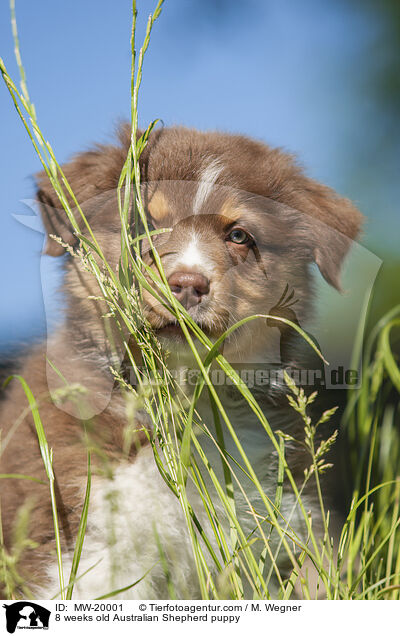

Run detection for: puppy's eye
[[227, 228, 251, 244]]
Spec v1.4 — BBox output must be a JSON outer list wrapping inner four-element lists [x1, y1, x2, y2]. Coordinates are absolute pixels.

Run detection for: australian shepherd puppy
[[0, 125, 362, 599]]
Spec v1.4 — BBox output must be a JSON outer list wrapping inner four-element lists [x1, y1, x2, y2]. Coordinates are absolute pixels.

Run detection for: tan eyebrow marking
[[219, 197, 244, 222], [148, 191, 170, 222]]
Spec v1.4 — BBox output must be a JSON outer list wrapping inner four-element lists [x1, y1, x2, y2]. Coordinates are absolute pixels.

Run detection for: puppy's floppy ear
[[36, 124, 133, 256], [290, 177, 363, 291], [36, 183, 77, 257]]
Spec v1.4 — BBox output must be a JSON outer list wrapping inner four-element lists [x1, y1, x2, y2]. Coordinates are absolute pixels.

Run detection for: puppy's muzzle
[[168, 271, 210, 309]]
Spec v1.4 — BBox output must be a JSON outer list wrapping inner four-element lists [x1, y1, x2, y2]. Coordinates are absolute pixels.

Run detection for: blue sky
[[0, 0, 398, 352]]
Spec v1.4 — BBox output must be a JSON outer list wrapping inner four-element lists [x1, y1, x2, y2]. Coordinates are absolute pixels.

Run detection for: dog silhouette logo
[[2, 602, 50, 633]]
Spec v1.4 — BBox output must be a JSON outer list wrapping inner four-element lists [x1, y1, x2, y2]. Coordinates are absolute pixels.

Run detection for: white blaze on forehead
[[179, 238, 206, 269], [192, 158, 224, 215]]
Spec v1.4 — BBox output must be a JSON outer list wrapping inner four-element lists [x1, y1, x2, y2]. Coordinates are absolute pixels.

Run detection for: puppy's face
[[140, 180, 311, 362], [36, 126, 363, 367]]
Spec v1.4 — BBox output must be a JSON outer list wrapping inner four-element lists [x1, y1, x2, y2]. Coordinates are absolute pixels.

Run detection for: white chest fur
[[41, 392, 313, 600]]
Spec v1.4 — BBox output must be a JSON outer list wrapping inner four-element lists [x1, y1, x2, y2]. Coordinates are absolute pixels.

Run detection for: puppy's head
[[36, 126, 363, 364]]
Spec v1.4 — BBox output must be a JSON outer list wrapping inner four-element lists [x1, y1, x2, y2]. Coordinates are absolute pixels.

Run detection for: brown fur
[[0, 125, 363, 598]]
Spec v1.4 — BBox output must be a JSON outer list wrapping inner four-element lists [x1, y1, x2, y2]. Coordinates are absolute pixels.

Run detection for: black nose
[[167, 271, 210, 309]]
